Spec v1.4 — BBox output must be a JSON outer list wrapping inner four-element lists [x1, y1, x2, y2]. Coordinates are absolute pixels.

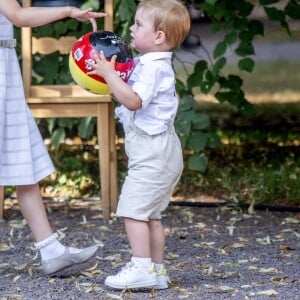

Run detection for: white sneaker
[[105, 260, 157, 289], [154, 266, 171, 290]]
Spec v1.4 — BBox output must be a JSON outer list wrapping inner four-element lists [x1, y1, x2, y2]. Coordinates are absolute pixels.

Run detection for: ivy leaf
[[285, 2, 300, 19], [232, 17, 248, 31], [187, 61, 207, 89], [194, 60, 208, 73], [238, 57, 255, 73], [58, 118, 78, 129], [237, 1, 254, 17], [264, 6, 285, 22], [200, 81, 214, 94], [224, 31, 238, 45], [188, 153, 208, 172], [248, 20, 264, 36], [175, 118, 192, 148], [215, 91, 232, 103], [35, 53, 60, 84], [213, 41, 227, 59], [187, 73, 201, 90], [51, 128, 66, 149], [175, 79, 186, 96], [115, 0, 136, 21], [81, 0, 100, 10], [178, 95, 196, 111], [212, 57, 227, 76], [78, 117, 96, 139], [211, 23, 222, 33], [235, 41, 255, 56], [206, 132, 221, 149], [187, 132, 207, 152], [192, 113, 210, 130], [175, 118, 191, 136], [219, 75, 243, 90], [239, 30, 255, 42], [205, 70, 217, 83]]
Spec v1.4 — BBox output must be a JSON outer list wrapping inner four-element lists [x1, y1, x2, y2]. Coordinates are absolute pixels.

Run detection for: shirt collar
[[136, 52, 173, 64]]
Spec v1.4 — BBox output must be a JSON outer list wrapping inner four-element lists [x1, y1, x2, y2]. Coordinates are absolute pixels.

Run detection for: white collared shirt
[[115, 52, 178, 135]]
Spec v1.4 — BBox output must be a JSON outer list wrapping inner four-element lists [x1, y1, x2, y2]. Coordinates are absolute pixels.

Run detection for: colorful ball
[[69, 30, 134, 95]]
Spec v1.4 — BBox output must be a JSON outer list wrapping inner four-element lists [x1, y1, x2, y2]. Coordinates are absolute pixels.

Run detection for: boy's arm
[[88, 52, 142, 111]]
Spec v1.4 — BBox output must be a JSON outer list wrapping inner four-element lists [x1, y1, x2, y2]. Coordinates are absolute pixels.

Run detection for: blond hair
[[137, 0, 191, 50]]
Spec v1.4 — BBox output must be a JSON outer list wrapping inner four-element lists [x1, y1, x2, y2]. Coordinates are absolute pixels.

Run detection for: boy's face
[[130, 8, 158, 54]]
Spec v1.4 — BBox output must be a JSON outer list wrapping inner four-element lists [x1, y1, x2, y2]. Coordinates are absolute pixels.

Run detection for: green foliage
[[17, 0, 300, 177], [176, 0, 300, 172]]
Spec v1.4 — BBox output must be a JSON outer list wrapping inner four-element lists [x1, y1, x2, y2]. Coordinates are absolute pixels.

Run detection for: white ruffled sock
[[34, 233, 82, 260]]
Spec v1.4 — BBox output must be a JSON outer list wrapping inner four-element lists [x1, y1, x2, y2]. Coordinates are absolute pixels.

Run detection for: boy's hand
[[87, 50, 117, 79]]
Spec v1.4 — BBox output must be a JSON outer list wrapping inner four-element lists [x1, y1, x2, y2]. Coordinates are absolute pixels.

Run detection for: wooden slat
[[29, 103, 106, 118], [104, 0, 114, 31], [32, 36, 76, 55], [29, 85, 111, 99]]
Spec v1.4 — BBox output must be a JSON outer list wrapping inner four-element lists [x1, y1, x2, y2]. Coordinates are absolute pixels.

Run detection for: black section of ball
[[89, 31, 132, 63]]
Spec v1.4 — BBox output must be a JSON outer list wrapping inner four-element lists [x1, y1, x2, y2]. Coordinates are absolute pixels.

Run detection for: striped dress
[[0, 13, 55, 186]]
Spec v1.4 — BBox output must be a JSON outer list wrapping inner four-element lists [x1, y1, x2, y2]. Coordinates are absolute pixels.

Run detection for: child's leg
[[16, 184, 52, 241], [16, 184, 98, 275], [104, 217, 157, 289], [124, 217, 151, 258], [149, 219, 170, 290], [149, 219, 165, 263]]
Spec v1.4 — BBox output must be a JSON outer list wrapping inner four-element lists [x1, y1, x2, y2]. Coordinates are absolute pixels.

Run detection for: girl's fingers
[[89, 18, 97, 32]]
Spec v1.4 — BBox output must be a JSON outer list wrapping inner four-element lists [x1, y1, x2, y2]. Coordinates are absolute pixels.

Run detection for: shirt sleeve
[[130, 62, 158, 110]]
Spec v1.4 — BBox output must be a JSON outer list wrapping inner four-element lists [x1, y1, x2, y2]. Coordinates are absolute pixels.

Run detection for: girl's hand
[[69, 7, 106, 22]]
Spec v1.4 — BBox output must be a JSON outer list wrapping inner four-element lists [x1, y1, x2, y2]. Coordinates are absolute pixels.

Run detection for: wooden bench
[[0, 0, 118, 220]]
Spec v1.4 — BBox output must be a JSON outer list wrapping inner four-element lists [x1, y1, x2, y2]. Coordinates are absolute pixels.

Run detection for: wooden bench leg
[[0, 186, 4, 219], [97, 103, 111, 220]]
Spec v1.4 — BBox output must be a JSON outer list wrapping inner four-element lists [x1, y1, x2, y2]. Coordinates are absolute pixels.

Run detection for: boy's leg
[[104, 217, 157, 289], [149, 219, 165, 263], [124, 217, 151, 257], [149, 219, 170, 290]]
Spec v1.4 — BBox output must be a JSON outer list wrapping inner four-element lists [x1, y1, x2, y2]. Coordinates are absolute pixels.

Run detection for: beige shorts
[[116, 125, 183, 221]]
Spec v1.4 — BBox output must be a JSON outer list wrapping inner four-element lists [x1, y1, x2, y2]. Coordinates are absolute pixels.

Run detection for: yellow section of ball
[[69, 55, 111, 95]]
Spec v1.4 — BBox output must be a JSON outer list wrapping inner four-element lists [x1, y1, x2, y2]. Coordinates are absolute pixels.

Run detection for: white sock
[[155, 263, 164, 273], [131, 256, 152, 270], [34, 233, 82, 260]]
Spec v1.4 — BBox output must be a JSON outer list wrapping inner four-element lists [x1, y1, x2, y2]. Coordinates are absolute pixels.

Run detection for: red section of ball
[[70, 30, 134, 86]]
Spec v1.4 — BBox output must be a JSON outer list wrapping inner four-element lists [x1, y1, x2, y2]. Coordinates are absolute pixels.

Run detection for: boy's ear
[[154, 30, 166, 45]]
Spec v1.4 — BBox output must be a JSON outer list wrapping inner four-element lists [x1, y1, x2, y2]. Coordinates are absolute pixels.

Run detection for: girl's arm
[[87, 52, 142, 111], [0, 0, 106, 27]]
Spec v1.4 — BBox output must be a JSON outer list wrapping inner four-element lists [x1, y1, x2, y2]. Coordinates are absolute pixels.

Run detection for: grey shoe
[[42, 245, 98, 275]]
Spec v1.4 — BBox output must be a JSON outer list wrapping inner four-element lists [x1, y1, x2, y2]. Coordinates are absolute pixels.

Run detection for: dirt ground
[[0, 199, 299, 300]]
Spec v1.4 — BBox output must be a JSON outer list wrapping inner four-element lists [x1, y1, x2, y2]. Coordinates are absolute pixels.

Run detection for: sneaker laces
[[116, 262, 137, 276]]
